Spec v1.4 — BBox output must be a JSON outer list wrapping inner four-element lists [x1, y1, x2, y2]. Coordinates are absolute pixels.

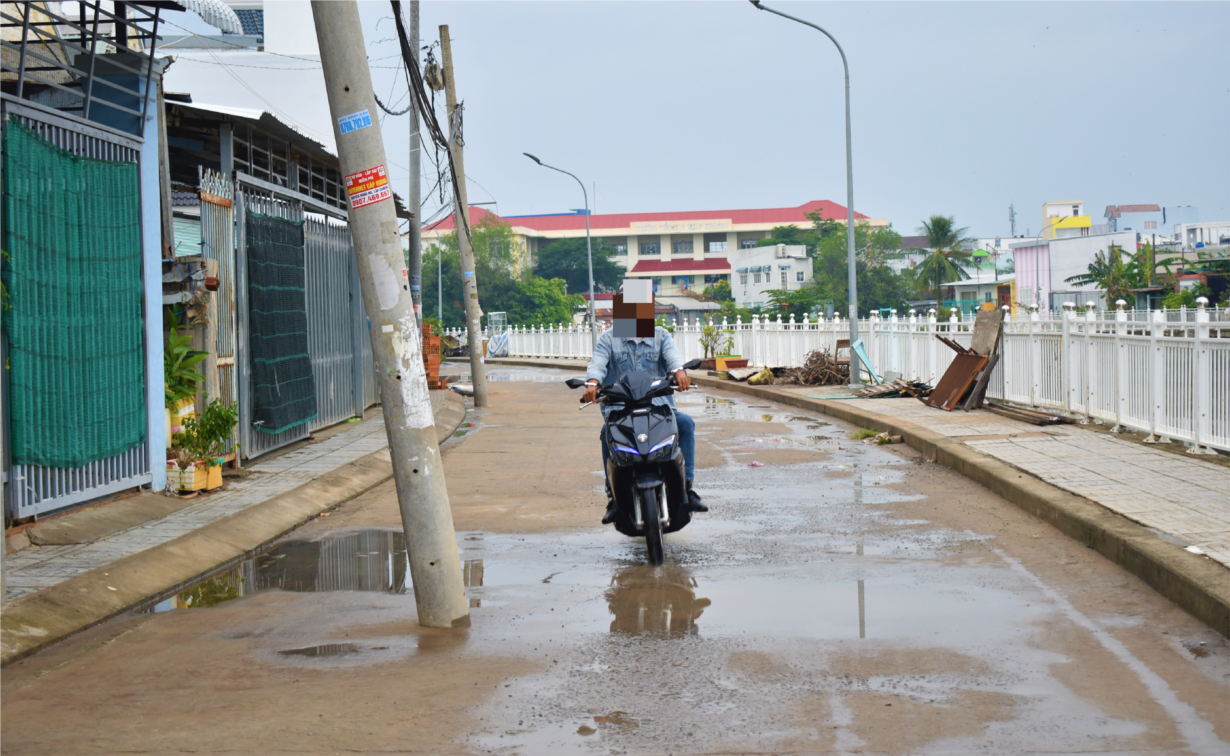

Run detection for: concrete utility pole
[[311, 0, 469, 629], [439, 24, 489, 407], [406, 0, 423, 329]]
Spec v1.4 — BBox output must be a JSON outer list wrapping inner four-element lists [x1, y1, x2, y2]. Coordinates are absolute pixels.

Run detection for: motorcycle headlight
[[612, 443, 640, 456], [648, 435, 675, 454]]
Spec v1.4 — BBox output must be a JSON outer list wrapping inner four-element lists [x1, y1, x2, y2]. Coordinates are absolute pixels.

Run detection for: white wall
[[1048, 230, 1137, 293]]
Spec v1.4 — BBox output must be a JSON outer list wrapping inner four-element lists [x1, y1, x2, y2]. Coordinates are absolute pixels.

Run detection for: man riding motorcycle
[[583, 281, 708, 524]]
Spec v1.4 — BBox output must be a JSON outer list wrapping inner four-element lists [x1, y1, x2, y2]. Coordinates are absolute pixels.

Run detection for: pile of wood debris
[[852, 379, 932, 399], [775, 349, 850, 386]]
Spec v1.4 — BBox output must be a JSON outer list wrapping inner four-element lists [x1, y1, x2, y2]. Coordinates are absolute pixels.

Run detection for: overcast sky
[[162, 1, 1229, 239]]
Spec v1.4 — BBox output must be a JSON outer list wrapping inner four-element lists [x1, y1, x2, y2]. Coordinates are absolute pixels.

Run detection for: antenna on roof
[[1009, 203, 1017, 237]]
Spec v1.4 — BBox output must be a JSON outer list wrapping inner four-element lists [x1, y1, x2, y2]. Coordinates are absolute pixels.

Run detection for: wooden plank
[[970, 309, 1005, 356], [935, 334, 973, 355]]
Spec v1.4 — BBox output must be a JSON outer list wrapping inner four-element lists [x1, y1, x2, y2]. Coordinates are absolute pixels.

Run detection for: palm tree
[[912, 215, 973, 311]]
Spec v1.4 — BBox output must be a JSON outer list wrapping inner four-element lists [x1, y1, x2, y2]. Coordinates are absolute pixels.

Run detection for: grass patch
[[850, 428, 879, 440]]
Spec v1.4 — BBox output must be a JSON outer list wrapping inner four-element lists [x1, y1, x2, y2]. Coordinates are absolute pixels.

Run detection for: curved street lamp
[[750, 0, 861, 386], [524, 153, 598, 349]]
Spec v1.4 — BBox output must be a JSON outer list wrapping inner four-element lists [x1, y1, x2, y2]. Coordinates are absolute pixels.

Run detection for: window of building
[[740, 274, 748, 286], [708, 240, 727, 253], [703, 274, 725, 284], [1144, 220, 1157, 230], [753, 272, 762, 284], [796, 271, 804, 282], [673, 240, 693, 255], [672, 275, 692, 289], [614, 244, 628, 256], [1072, 205, 1080, 216], [651, 277, 661, 290], [740, 239, 758, 249], [641, 242, 660, 255]]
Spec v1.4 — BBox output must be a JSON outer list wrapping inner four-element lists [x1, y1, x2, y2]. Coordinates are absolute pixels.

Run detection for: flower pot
[[718, 358, 748, 369], [168, 397, 196, 442], [205, 463, 224, 491], [167, 461, 207, 492]]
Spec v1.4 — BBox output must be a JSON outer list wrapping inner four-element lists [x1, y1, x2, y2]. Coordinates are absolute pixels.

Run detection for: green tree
[[422, 215, 585, 328], [912, 215, 973, 307], [704, 279, 733, 303], [763, 286, 827, 319], [803, 210, 911, 315], [533, 237, 624, 294], [756, 224, 815, 250]]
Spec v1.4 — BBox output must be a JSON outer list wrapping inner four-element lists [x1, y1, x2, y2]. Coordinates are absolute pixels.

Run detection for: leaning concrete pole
[[406, 0, 423, 329], [439, 25, 489, 407], [311, 0, 469, 628]]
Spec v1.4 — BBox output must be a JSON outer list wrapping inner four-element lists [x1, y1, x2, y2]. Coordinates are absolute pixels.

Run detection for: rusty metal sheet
[[924, 353, 988, 411]]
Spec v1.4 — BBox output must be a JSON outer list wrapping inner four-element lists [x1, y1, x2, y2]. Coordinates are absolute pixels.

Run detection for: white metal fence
[[450, 303, 1230, 453]]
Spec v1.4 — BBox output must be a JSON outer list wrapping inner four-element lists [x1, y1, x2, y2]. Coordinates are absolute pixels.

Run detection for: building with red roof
[[421, 200, 883, 297]]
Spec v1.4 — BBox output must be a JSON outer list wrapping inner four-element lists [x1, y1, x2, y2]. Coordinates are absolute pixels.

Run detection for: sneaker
[[686, 484, 708, 513]]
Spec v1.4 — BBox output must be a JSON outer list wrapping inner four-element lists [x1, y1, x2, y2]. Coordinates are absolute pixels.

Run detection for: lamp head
[[523, 153, 542, 165]]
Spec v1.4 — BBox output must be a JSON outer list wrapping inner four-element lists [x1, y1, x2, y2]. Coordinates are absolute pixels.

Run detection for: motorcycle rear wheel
[[641, 487, 665, 566]]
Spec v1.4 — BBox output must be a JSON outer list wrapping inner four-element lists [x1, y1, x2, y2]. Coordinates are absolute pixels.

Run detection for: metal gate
[[234, 176, 379, 460], [199, 167, 238, 412], [2, 98, 152, 519]]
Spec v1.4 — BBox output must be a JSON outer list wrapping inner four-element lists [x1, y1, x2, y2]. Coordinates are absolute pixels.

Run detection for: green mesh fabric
[[246, 210, 316, 434], [1, 119, 146, 468]]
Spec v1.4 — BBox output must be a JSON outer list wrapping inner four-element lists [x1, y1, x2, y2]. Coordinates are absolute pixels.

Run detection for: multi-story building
[[730, 244, 814, 309], [1103, 204, 1200, 237], [1041, 200, 1092, 239], [421, 200, 884, 297]]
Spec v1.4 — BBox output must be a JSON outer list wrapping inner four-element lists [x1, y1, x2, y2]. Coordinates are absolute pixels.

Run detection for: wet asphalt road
[[1, 367, 1227, 755]]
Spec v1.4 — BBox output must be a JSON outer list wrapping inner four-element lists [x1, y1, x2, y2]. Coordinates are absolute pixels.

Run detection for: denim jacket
[[586, 327, 685, 418]]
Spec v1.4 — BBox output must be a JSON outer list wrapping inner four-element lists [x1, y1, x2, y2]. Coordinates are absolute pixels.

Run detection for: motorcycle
[[565, 358, 703, 566]]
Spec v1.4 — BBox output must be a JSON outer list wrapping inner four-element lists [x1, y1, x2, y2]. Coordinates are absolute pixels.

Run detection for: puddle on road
[[143, 527, 488, 614], [278, 643, 359, 658]]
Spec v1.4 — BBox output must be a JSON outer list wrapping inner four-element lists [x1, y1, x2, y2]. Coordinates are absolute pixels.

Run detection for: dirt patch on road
[[1, 590, 539, 755]]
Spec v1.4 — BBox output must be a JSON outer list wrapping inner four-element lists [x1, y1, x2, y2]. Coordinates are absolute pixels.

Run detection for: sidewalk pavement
[[1, 392, 465, 663], [486, 357, 1229, 634], [800, 393, 1230, 569]]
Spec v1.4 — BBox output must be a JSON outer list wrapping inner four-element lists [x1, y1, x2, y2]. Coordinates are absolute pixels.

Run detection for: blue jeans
[[602, 410, 695, 484]]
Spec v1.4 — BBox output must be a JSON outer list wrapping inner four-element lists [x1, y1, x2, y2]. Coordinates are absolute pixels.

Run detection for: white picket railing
[[446, 301, 1230, 453]]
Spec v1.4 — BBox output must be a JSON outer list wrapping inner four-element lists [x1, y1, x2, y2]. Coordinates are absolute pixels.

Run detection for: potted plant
[[170, 399, 238, 492], [698, 323, 736, 370], [165, 308, 208, 449]]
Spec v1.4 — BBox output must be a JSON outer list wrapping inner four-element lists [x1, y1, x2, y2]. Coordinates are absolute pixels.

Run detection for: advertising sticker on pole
[[345, 165, 392, 209]]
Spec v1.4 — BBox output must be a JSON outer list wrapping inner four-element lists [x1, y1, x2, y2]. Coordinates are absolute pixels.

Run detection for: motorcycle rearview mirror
[[564, 378, 587, 389], [681, 359, 703, 371]]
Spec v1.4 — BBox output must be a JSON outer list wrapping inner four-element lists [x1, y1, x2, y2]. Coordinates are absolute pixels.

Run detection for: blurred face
[[613, 279, 655, 338]]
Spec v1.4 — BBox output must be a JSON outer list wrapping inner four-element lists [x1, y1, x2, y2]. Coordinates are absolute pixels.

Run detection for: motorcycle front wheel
[[640, 487, 665, 566]]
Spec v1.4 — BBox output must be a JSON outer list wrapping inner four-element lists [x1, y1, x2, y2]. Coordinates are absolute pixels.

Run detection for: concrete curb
[[0, 392, 468, 666], [489, 358, 1230, 636]]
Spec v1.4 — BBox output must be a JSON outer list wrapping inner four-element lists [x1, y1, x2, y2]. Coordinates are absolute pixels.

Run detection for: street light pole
[[750, 0, 861, 386], [524, 153, 598, 349]]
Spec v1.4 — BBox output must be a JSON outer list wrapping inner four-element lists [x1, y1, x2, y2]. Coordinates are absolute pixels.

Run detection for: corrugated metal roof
[[426, 201, 866, 233]]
